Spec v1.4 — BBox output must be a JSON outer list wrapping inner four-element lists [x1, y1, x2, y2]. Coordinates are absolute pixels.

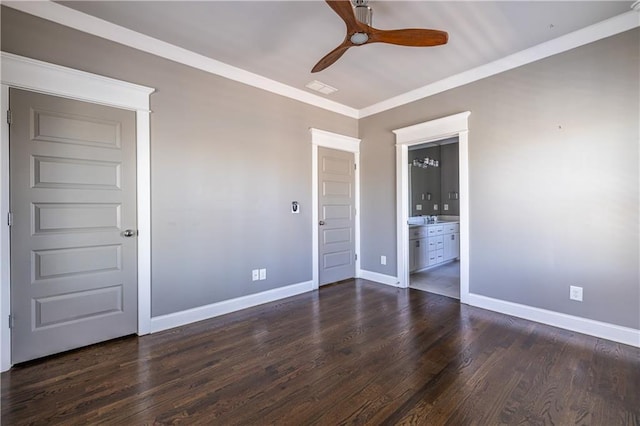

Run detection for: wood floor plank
[[2, 279, 638, 425]]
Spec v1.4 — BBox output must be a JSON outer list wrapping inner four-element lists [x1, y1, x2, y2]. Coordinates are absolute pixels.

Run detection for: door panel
[[10, 88, 137, 363], [318, 147, 355, 285]]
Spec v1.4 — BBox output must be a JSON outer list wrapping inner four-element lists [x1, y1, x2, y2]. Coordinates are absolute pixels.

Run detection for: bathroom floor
[[410, 260, 460, 299]]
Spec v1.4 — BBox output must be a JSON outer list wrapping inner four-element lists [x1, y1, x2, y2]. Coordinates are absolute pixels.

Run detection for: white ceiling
[[56, 1, 634, 110]]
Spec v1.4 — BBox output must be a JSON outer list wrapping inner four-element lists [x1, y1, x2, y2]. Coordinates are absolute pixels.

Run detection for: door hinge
[[8, 314, 14, 329], [354, 163, 357, 170], [7, 212, 12, 227], [6, 110, 12, 125], [355, 253, 358, 261]]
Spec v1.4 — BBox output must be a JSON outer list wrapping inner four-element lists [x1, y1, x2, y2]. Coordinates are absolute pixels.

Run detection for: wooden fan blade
[[368, 28, 448, 47], [325, 0, 360, 31], [312, 41, 352, 73]]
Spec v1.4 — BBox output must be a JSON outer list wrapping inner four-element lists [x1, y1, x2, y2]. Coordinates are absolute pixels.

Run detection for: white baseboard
[[358, 269, 400, 287], [467, 293, 640, 348], [150, 281, 314, 333]]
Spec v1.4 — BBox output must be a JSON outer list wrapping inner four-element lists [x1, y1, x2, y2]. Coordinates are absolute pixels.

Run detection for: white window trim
[[393, 111, 471, 303], [310, 128, 361, 290], [0, 52, 155, 372]]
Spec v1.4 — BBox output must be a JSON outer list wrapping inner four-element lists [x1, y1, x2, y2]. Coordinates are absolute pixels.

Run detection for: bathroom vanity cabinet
[[409, 222, 459, 272]]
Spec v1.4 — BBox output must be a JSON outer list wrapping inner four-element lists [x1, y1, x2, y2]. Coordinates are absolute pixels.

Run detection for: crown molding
[[3, 1, 359, 119], [4, 2, 639, 120], [359, 10, 640, 118]]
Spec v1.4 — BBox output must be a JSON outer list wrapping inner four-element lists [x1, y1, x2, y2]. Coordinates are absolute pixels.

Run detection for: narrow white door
[[318, 147, 355, 285], [10, 88, 138, 363]]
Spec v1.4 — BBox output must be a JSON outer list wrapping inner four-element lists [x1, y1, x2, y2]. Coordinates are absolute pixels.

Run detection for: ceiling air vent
[[305, 80, 338, 95]]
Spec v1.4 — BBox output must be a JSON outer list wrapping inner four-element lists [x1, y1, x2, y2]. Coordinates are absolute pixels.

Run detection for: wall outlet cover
[[259, 268, 266, 280], [570, 285, 583, 301], [252, 269, 259, 281], [381, 255, 386, 265], [416, 204, 422, 211]]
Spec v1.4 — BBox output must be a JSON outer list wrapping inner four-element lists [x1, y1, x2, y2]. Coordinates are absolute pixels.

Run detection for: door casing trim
[[393, 111, 471, 302], [0, 52, 155, 371], [310, 128, 360, 290]]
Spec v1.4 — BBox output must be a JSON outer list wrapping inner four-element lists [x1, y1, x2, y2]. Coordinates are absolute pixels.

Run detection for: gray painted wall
[[1, 7, 357, 317], [360, 29, 639, 329], [2, 7, 638, 330], [409, 146, 441, 216], [440, 143, 459, 215], [408, 142, 459, 216]]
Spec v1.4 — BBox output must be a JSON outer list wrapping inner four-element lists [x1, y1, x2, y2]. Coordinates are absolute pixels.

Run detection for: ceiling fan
[[312, 0, 448, 73]]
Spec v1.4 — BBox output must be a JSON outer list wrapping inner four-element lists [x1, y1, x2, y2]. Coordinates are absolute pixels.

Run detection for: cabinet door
[[443, 232, 460, 260], [417, 238, 430, 269], [409, 239, 418, 272], [452, 232, 460, 259]]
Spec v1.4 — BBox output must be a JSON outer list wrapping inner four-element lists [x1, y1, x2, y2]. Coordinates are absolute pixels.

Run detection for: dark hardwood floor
[[2, 279, 639, 425]]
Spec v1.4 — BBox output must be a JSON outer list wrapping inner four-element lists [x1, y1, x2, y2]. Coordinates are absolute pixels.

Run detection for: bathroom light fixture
[[412, 158, 439, 169]]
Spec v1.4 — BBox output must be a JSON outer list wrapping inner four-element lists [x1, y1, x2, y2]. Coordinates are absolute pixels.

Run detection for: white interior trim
[[467, 294, 640, 348], [3, 1, 358, 119], [0, 52, 154, 371], [359, 11, 640, 118], [393, 112, 471, 305], [358, 270, 399, 288], [0, 85, 10, 372], [150, 280, 314, 333], [5, 2, 638, 120], [310, 128, 361, 290]]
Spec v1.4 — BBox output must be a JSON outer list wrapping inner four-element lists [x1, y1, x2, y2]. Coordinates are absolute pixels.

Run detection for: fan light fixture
[[350, 33, 369, 45], [312, 1, 448, 73]]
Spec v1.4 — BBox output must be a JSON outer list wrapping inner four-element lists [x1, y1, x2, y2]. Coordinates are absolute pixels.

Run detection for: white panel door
[[318, 147, 355, 285], [10, 88, 138, 363]]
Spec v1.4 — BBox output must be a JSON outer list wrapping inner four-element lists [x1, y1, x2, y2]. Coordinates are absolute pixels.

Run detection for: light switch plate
[[259, 268, 266, 280], [252, 269, 259, 281]]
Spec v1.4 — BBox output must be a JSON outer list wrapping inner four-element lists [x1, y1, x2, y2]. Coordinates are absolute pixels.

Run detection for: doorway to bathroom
[[407, 139, 460, 299], [392, 111, 470, 302]]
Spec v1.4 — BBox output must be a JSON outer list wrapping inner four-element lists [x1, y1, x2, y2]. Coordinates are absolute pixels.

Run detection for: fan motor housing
[[353, 0, 372, 26]]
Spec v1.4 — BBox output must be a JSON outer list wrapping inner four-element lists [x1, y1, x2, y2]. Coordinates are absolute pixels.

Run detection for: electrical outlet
[[416, 204, 422, 211], [433, 204, 438, 210], [570, 285, 583, 301], [259, 268, 266, 280], [443, 204, 449, 211], [252, 269, 259, 281], [381, 255, 386, 265]]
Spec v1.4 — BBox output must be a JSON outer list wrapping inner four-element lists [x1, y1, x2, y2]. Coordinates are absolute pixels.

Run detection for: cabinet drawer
[[427, 225, 444, 236], [428, 251, 438, 265], [429, 235, 444, 250], [437, 249, 444, 263], [444, 223, 459, 234], [410, 226, 428, 239]]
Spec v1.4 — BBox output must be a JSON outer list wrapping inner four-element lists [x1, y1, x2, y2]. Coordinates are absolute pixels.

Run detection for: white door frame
[[393, 112, 471, 303], [0, 52, 155, 371], [310, 128, 360, 290]]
